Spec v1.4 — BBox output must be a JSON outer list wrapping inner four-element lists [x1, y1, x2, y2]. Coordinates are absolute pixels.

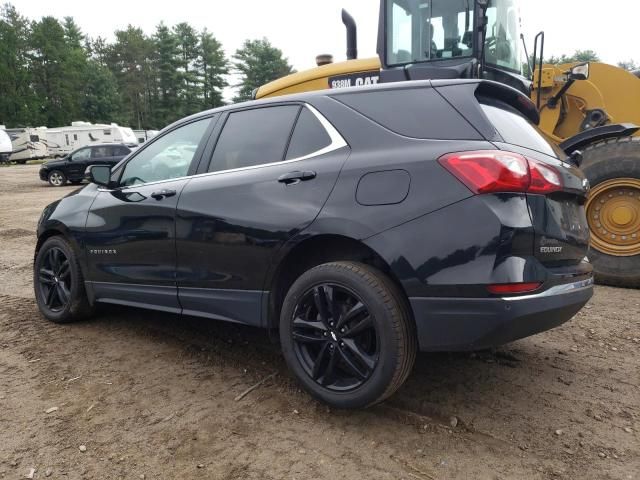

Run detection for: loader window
[[484, 0, 523, 73], [386, 0, 474, 66]]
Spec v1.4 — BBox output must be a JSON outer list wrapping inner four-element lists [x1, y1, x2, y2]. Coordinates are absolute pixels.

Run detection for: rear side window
[[209, 106, 300, 173], [480, 102, 558, 157], [285, 108, 332, 160], [334, 87, 481, 140], [91, 146, 112, 158]]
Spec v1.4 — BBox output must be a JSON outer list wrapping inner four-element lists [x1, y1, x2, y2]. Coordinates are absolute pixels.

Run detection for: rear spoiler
[[475, 81, 540, 125]]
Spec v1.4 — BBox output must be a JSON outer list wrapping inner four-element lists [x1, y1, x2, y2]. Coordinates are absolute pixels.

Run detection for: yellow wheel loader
[[256, 0, 640, 287]]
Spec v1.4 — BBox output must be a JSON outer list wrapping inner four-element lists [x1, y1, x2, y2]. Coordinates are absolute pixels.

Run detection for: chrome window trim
[[99, 103, 347, 192]]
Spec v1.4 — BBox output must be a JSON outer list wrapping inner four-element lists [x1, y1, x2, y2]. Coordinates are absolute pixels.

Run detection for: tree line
[[0, 3, 294, 130], [524, 49, 638, 76]]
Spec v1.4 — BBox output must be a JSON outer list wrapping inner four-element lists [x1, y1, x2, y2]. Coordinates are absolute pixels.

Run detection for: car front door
[[84, 117, 214, 313], [66, 147, 91, 180], [176, 104, 350, 326]]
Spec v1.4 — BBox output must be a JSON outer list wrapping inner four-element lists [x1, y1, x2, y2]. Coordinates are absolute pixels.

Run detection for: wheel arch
[[34, 224, 83, 267], [265, 233, 410, 329]]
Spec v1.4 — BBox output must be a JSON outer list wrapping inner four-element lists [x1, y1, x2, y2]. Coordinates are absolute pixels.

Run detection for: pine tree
[[106, 26, 156, 128], [154, 22, 181, 125], [0, 4, 32, 126], [232, 38, 293, 103], [197, 29, 228, 109], [174, 22, 201, 116], [82, 59, 122, 123], [29, 17, 73, 126]]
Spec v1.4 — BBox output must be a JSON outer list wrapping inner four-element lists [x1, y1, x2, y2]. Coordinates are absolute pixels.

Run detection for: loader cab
[[378, 0, 530, 95]]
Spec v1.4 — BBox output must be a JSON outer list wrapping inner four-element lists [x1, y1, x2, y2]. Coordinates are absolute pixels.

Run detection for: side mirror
[[87, 165, 112, 188], [569, 62, 590, 81]]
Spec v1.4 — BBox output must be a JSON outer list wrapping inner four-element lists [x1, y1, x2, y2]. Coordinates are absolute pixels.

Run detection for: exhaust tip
[[316, 54, 334, 66]]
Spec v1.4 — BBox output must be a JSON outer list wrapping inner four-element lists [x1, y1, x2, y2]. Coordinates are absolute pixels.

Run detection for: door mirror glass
[[569, 62, 590, 81], [88, 165, 112, 187]]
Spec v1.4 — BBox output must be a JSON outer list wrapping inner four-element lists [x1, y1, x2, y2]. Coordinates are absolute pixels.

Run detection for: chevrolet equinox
[[34, 80, 593, 408]]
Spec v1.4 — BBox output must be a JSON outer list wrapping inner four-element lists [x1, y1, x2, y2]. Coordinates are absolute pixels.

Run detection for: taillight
[[486, 282, 542, 295], [528, 157, 562, 194], [438, 150, 562, 195]]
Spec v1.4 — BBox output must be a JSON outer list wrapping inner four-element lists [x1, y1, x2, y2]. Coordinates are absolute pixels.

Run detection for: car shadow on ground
[[91, 303, 565, 432]]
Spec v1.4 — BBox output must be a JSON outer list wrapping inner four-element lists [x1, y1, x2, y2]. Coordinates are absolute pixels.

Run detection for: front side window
[[208, 106, 299, 173], [386, 0, 475, 65], [120, 118, 210, 187], [71, 148, 91, 162]]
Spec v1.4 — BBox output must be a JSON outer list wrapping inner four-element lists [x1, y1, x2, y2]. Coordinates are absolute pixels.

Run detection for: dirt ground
[[0, 164, 638, 480]]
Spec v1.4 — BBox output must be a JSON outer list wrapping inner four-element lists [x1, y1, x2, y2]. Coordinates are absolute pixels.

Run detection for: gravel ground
[[0, 164, 638, 480]]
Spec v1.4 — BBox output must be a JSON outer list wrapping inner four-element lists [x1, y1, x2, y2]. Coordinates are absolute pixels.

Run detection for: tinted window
[[120, 118, 210, 186], [285, 108, 332, 160], [481, 103, 557, 157], [71, 148, 91, 161], [114, 146, 130, 156], [30, 135, 40, 142], [91, 146, 112, 158], [335, 88, 480, 140], [209, 106, 299, 173]]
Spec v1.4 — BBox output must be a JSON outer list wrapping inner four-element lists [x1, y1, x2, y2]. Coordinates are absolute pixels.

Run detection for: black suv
[[34, 80, 593, 408], [39, 143, 135, 187]]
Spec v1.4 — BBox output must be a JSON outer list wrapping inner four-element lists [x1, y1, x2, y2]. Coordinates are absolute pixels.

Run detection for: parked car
[[39, 143, 135, 186], [33, 80, 593, 408]]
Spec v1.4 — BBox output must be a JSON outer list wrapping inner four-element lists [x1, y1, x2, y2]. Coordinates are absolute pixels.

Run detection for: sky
[[15, 0, 640, 97]]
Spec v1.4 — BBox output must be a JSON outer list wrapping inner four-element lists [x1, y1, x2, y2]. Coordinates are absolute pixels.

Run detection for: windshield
[[484, 0, 523, 73], [385, 0, 524, 74], [386, 0, 475, 65]]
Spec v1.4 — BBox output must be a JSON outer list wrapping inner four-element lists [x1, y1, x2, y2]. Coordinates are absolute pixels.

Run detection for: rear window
[[285, 108, 332, 160], [480, 101, 560, 158], [334, 87, 481, 140]]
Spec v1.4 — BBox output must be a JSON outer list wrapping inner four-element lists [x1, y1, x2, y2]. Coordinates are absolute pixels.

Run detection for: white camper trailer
[[6, 127, 48, 163], [0, 128, 12, 163], [132, 129, 160, 144], [45, 122, 138, 157]]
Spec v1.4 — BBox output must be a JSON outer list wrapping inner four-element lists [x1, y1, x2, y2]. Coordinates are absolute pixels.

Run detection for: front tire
[[48, 170, 67, 187], [34, 236, 93, 323], [280, 262, 416, 409]]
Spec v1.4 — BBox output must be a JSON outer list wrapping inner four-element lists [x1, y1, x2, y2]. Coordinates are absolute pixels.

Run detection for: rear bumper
[[410, 277, 594, 351], [39, 169, 49, 181]]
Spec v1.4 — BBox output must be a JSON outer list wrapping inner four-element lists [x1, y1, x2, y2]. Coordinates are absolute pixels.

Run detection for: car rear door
[[175, 103, 350, 326], [84, 117, 215, 313]]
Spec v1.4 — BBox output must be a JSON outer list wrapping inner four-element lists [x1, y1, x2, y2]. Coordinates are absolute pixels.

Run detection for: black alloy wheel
[[34, 236, 93, 323], [280, 262, 416, 409], [37, 246, 72, 312], [291, 283, 379, 391]]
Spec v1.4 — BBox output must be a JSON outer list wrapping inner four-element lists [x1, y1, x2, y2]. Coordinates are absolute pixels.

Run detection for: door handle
[[277, 170, 317, 185], [151, 189, 177, 200]]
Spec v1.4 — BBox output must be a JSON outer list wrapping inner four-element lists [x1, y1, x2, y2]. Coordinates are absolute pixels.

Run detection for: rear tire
[[34, 236, 93, 323], [582, 137, 640, 287], [280, 261, 416, 409], [48, 170, 67, 187]]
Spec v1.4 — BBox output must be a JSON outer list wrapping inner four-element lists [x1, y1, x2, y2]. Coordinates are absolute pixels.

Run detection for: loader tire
[[582, 137, 640, 288]]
